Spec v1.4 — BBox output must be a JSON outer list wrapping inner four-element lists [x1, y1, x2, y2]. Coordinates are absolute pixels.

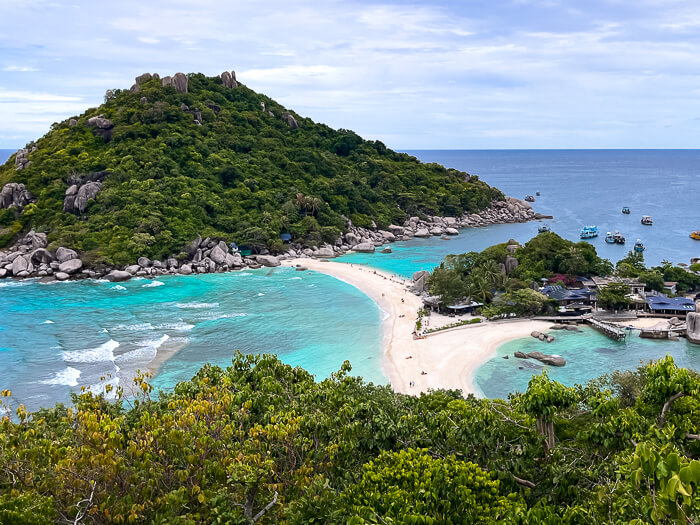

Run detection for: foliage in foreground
[[0, 354, 699, 524], [0, 73, 503, 263]]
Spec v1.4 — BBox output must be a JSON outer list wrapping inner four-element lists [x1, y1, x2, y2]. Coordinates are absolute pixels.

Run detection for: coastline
[[283, 258, 551, 396]]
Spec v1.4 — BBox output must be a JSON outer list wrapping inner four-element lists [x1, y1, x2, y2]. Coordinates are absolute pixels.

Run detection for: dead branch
[[252, 491, 278, 523], [512, 475, 536, 489], [659, 392, 684, 426]]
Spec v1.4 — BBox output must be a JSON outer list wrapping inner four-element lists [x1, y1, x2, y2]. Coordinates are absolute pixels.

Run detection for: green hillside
[[0, 72, 502, 265]]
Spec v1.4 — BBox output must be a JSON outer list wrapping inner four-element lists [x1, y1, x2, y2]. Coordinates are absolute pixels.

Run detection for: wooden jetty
[[586, 317, 626, 341]]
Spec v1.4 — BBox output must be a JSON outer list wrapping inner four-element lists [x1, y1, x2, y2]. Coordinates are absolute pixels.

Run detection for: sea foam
[[63, 339, 119, 363], [176, 302, 219, 309], [142, 280, 165, 288], [40, 366, 81, 386], [115, 334, 169, 364]]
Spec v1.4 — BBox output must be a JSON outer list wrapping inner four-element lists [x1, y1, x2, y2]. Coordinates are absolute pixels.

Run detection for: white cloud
[[1, 0, 700, 148], [2, 66, 39, 72]]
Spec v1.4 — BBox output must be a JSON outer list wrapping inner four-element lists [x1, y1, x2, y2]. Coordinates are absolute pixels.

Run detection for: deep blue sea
[[1, 149, 699, 409]]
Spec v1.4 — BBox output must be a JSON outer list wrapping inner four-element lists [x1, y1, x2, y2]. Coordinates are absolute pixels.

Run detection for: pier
[[586, 317, 627, 341]]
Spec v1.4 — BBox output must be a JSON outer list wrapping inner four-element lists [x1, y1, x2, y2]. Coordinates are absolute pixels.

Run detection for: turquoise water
[[2, 149, 699, 409], [475, 327, 700, 398], [0, 269, 383, 411]]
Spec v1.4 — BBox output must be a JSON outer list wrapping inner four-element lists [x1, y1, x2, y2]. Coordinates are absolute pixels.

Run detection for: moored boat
[[536, 191, 541, 196], [525, 195, 535, 202], [622, 206, 630, 214], [538, 224, 550, 233], [613, 231, 626, 244], [641, 215, 653, 225], [691, 231, 700, 240], [634, 239, 645, 253], [605, 232, 615, 244], [580, 225, 598, 239]]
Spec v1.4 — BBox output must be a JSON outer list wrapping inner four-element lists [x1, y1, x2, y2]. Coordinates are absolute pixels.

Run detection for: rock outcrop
[[1, 183, 35, 209], [104, 270, 131, 282], [162, 72, 188, 93], [58, 259, 83, 275], [221, 70, 238, 88], [281, 111, 298, 129], [14, 145, 36, 170], [352, 242, 375, 253], [688, 312, 700, 345], [56, 247, 78, 263], [514, 350, 566, 366], [256, 255, 280, 267], [86, 115, 115, 142]]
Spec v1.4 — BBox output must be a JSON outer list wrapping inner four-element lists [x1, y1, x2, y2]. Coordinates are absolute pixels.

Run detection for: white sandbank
[[283, 258, 550, 396]]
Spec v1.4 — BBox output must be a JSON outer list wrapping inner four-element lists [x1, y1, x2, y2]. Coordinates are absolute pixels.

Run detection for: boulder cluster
[[86, 115, 115, 142], [221, 70, 238, 89], [14, 145, 36, 170], [130, 72, 189, 94], [62, 170, 108, 214], [0, 183, 35, 209], [0, 197, 539, 283], [0, 231, 82, 280]]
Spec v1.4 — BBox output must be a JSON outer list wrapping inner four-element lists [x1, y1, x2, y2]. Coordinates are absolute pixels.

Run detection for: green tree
[[340, 449, 524, 523], [597, 282, 632, 311], [520, 371, 578, 454]]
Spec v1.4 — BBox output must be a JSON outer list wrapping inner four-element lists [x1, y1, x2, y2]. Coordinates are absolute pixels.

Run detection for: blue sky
[[1, 0, 699, 149]]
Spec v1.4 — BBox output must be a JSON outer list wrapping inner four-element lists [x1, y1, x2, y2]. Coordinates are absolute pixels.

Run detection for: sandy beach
[[283, 258, 551, 396]]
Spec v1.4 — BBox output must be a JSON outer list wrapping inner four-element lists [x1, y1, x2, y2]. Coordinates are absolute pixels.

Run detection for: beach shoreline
[[283, 258, 551, 396]]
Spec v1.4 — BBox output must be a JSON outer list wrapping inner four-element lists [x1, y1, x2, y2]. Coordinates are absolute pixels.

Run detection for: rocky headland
[[0, 197, 537, 283]]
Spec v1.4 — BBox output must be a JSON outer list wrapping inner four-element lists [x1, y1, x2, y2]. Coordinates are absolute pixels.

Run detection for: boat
[[691, 231, 700, 240], [525, 195, 535, 202], [634, 239, 645, 253], [536, 191, 541, 196], [605, 232, 615, 244], [641, 215, 653, 225], [538, 224, 550, 233], [580, 225, 598, 239], [622, 206, 630, 214], [613, 231, 626, 244]]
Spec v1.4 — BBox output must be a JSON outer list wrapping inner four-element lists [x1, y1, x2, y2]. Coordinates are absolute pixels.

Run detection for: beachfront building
[[445, 300, 484, 314], [644, 295, 696, 317], [540, 284, 597, 315]]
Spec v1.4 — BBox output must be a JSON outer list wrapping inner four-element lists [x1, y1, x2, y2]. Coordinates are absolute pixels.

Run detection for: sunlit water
[[0, 270, 383, 410], [1, 149, 699, 409], [474, 326, 700, 399]]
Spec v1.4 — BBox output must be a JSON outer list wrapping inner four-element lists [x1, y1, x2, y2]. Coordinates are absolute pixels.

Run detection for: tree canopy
[[1, 353, 699, 523], [0, 73, 504, 264]]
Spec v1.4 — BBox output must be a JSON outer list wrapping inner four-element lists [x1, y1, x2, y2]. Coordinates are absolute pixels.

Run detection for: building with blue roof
[[645, 295, 696, 316]]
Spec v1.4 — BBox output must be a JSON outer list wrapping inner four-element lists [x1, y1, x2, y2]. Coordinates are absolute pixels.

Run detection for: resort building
[[644, 295, 696, 317], [540, 284, 597, 313]]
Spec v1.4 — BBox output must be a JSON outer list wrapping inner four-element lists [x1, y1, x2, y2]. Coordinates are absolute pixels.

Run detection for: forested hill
[[0, 71, 503, 265]]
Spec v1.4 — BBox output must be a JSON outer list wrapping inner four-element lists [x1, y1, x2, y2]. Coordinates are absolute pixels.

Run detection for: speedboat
[[691, 231, 700, 240], [634, 239, 645, 253], [622, 206, 630, 214], [538, 224, 550, 233], [525, 195, 535, 202], [641, 215, 653, 225], [580, 225, 599, 239]]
